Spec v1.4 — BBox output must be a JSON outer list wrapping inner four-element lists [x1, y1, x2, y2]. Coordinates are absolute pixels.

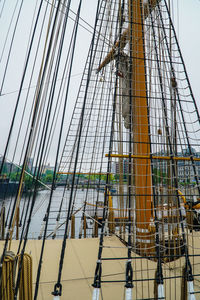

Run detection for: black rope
[[0, 0, 6, 18], [12, 0, 73, 297], [0, 0, 43, 176], [49, 0, 88, 296], [0, 0, 44, 285], [156, 0, 195, 283], [2, 3, 49, 236], [37, 0, 85, 241], [0, 0, 24, 94], [13, 1, 49, 174], [53, 0, 104, 295], [148, 0, 194, 287], [89, 0, 118, 231], [161, 0, 200, 195], [44, 0, 112, 48], [144, 0, 164, 288], [32, 0, 80, 297], [92, 0, 127, 291], [126, 0, 134, 291], [0, 0, 19, 63], [92, 260, 102, 289], [77, 0, 115, 238], [56, 44, 100, 223]]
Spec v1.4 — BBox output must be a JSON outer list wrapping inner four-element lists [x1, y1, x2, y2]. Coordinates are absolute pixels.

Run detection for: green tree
[[10, 172, 20, 182], [152, 168, 167, 184], [45, 173, 53, 183]]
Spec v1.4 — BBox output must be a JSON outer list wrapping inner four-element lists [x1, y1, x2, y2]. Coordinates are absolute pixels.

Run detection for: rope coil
[[0, 251, 15, 300], [0, 252, 32, 300]]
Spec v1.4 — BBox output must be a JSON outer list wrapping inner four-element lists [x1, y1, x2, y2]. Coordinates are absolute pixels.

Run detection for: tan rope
[[0, 205, 5, 240], [0, 252, 33, 300], [19, 253, 33, 300], [0, 251, 15, 300]]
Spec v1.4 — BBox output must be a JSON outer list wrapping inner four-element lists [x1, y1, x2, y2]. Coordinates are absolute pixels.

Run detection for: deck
[[1, 235, 200, 299]]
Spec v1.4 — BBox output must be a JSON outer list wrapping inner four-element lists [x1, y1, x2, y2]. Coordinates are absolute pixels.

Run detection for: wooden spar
[[129, 0, 152, 254], [143, 0, 162, 18], [71, 215, 75, 239], [97, 0, 161, 73], [97, 28, 129, 72], [83, 215, 87, 238], [57, 172, 107, 175], [105, 154, 200, 162]]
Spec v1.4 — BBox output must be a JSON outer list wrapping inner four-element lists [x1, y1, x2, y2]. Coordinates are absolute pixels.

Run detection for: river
[[0, 187, 107, 239]]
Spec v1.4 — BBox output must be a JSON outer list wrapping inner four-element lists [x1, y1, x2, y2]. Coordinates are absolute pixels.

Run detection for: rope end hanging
[[125, 260, 133, 288], [52, 282, 62, 298], [185, 259, 196, 300], [125, 259, 133, 300], [92, 260, 102, 299]]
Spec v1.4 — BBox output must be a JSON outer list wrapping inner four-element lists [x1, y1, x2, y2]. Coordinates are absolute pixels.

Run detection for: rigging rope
[[0, 251, 32, 300], [1, 0, 200, 299], [0, 0, 19, 63], [44, 0, 112, 48], [148, 2, 165, 298], [0, 0, 24, 95], [92, 1, 129, 298], [50, 0, 91, 296], [0, 0, 43, 177], [28, 1, 87, 298], [157, 1, 197, 297], [0, 0, 6, 18]]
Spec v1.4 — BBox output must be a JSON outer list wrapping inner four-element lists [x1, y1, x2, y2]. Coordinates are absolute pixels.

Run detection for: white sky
[[176, 0, 200, 104], [0, 0, 200, 165]]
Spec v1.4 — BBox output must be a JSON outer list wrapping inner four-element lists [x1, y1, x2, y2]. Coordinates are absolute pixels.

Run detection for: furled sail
[[115, 52, 130, 129]]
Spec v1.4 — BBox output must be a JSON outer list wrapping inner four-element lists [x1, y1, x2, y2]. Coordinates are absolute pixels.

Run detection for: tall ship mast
[[0, 0, 200, 299]]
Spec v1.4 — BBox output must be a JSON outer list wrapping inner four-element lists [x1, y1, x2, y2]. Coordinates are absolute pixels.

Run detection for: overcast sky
[[0, 0, 200, 165], [176, 0, 200, 104]]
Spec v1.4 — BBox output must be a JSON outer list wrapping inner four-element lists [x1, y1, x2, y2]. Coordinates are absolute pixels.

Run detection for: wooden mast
[[97, 0, 162, 256], [129, 0, 153, 255]]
